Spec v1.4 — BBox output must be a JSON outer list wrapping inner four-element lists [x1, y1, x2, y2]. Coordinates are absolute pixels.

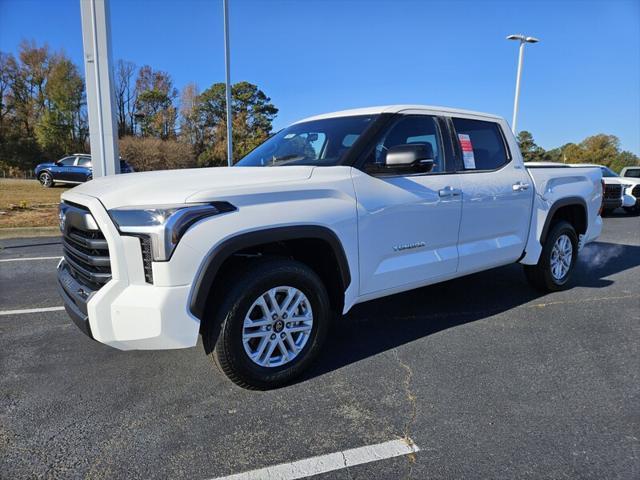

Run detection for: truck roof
[[295, 105, 504, 124], [525, 162, 605, 169]]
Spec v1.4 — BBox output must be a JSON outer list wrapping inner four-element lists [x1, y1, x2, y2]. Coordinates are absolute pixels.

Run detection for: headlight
[[109, 202, 235, 261]]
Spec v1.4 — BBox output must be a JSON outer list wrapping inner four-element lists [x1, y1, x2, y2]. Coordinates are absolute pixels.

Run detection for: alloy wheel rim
[[242, 286, 313, 368], [550, 234, 573, 281], [41, 173, 51, 186]]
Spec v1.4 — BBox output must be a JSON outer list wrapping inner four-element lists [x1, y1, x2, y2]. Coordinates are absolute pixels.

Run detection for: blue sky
[[1, 0, 639, 153]]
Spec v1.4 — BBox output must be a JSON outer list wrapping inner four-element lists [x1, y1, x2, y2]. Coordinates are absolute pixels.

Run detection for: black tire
[[38, 171, 53, 188], [524, 220, 579, 292], [623, 205, 640, 215], [202, 258, 331, 390]]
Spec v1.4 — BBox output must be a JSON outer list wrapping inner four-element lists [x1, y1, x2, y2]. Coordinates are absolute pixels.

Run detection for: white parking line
[[0, 306, 65, 316], [0, 256, 62, 263], [209, 438, 420, 480]]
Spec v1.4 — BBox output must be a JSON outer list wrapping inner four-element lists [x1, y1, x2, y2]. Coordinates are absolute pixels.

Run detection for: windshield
[[236, 115, 378, 167], [600, 167, 618, 177]]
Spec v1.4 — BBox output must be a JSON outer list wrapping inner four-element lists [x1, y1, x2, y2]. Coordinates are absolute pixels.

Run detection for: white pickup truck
[[57, 105, 603, 389]]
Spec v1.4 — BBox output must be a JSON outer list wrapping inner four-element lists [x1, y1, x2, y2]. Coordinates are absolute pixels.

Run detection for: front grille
[[604, 184, 622, 199], [632, 185, 640, 197], [61, 202, 111, 289]]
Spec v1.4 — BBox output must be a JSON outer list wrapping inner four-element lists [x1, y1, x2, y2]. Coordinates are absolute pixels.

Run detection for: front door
[[55, 156, 77, 181], [352, 114, 463, 296]]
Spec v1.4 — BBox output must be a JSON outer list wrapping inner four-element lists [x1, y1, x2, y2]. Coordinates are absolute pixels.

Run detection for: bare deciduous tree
[[115, 59, 136, 137]]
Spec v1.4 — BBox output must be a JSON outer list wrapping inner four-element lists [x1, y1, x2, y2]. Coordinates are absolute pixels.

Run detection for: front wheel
[[203, 258, 331, 390], [38, 171, 53, 188], [524, 220, 579, 292]]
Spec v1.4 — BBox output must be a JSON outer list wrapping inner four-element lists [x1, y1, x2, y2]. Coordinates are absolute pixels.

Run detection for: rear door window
[[77, 157, 92, 167], [452, 118, 510, 171]]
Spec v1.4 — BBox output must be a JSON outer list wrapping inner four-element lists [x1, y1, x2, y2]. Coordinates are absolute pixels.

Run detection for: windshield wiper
[[269, 154, 305, 166]]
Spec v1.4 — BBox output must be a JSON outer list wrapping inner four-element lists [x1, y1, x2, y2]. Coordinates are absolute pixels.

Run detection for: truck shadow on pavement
[[303, 241, 640, 382]]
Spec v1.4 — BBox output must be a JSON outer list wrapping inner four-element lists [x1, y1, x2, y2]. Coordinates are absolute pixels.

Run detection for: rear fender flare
[[539, 196, 588, 244]]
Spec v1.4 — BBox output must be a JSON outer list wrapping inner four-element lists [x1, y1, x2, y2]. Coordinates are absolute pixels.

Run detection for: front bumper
[[57, 260, 95, 340], [602, 198, 623, 210], [57, 192, 201, 350]]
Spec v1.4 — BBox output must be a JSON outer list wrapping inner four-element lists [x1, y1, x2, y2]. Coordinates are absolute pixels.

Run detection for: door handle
[[439, 186, 462, 198], [512, 181, 530, 191]]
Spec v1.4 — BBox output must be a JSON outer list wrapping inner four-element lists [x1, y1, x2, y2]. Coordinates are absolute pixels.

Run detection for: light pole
[[506, 34, 539, 133], [80, 0, 120, 177], [223, 0, 233, 167]]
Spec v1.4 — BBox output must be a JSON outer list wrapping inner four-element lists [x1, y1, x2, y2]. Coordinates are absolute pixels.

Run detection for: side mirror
[[384, 143, 435, 172]]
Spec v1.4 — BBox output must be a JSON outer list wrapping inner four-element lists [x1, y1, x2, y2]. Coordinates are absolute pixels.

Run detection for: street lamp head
[[506, 34, 540, 43]]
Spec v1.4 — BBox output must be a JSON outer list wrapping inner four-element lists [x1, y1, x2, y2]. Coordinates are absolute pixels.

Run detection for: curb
[[0, 227, 61, 240]]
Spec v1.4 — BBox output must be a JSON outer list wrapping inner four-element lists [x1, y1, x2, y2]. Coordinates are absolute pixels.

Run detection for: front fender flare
[[189, 225, 351, 319]]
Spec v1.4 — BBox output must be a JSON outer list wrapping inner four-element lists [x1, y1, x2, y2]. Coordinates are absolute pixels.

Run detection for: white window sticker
[[458, 134, 476, 169]]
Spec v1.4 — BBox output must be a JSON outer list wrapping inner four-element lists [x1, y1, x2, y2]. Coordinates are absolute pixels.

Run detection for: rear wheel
[[203, 258, 331, 390], [38, 171, 53, 188], [524, 220, 578, 292]]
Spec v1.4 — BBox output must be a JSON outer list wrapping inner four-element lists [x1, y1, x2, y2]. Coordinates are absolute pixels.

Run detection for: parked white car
[[578, 165, 639, 214], [57, 105, 603, 389], [620, 166, 640, 179], [620, 166, 640, 213]]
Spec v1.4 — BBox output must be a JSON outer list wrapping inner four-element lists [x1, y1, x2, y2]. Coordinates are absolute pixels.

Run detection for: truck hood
[[67, 166, 315, 209], [603, 177, 640, 186]]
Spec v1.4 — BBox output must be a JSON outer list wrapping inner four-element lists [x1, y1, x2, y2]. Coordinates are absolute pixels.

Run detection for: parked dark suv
[[35, 154, 134, 187]]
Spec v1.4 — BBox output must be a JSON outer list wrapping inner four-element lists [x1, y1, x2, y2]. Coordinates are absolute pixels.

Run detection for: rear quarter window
[[452, 118, 510, 171]]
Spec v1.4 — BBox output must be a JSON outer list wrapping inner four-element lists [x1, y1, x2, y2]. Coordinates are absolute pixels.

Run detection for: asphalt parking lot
[[1, 213, 639, 479]]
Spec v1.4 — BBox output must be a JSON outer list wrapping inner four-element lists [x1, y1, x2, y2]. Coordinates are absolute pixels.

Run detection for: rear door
[[450, 117, 534, 274], [72, 156, 92, 181], [352, 113, 463, 295]]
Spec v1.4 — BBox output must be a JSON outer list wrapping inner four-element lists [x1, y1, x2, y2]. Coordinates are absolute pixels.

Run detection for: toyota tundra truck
[[57, 105, 603, 389]]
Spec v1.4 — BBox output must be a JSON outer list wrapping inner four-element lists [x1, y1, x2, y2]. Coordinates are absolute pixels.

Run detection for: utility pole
[[223, 0, 233, 167], [506, 34, 540, 134], [80, 0, 120, 176]]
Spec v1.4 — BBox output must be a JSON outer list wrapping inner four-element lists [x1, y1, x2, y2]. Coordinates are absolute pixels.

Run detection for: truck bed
[[520, 162, 603, 265]]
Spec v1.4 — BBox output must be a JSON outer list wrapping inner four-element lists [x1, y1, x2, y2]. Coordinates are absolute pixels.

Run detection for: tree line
[[1, 40, 638, 176], [517, 131, 639, 172], [0, 41, 278, 174]]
